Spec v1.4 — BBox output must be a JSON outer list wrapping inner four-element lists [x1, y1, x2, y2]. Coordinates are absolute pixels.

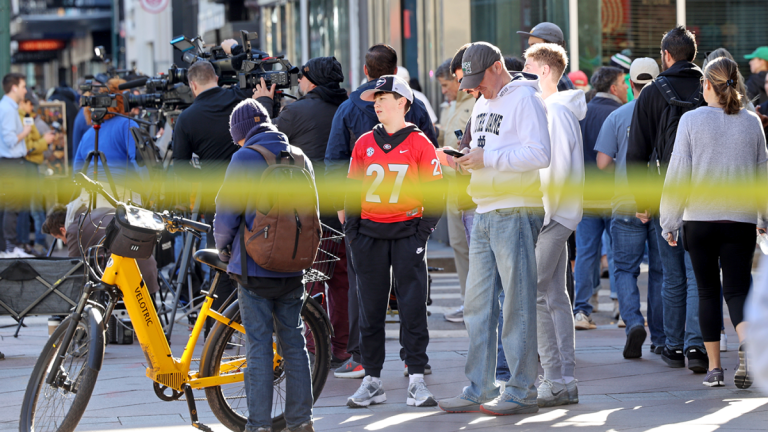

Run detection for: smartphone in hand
[[442, 148, 465, 158]]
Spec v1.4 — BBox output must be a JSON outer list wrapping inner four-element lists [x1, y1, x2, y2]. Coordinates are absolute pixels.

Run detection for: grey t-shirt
[[593, 99, 637, 215]]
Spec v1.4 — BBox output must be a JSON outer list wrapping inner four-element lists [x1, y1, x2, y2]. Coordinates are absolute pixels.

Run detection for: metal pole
[[569, 0, 579, 72], [0, 0, 11, 82], [112, 0, 120, 66], [676, 0, 686, 27], [349, 0, 360, 88], [300, 0, 309, 65]]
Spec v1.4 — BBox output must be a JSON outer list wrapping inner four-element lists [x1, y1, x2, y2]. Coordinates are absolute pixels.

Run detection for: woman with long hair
[[660, 56, 768, 388]]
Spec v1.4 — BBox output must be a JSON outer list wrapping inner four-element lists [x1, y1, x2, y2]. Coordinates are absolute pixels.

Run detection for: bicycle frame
[[102, 254, 259, 391]]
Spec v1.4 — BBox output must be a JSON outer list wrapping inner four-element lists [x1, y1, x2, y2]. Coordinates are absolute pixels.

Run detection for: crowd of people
[[3, 21, 768, 432]]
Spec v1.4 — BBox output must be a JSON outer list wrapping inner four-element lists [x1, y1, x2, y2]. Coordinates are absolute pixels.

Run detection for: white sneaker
[[407, 380, 437, 407], [444, 305, 464, 323], [574, 312, 596, 330], [495, 380, 506, 393], [537, 376, 569, 407], [720, 332, 728, 352], [8, 247, 33, 258], [347, 376, 386, 407]]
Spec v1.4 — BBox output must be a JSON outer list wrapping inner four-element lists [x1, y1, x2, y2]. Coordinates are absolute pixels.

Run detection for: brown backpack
[[239, 144, 322, 275]]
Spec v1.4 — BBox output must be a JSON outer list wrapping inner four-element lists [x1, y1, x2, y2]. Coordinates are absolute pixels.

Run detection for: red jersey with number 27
[[348, 126, 442, 223]]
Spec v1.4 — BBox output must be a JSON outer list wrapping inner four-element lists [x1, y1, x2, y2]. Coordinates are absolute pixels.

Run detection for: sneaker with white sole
[[703, 368, 724, 387], [480, 392, 539, 416], [438, 393, 482, 413], [444, 305, 464, 323], [574, 311, 596, 330], [735, 343, 752, 389], [7, 247, 33, 258], [407, 380, 437, 407], [334, 358, 365, 379], [565, 379, 579, 404], [537, 377, 569, 407], [403, 363, 432, 376], [720, 332, 728, 352], [347, 376, 386, 407]]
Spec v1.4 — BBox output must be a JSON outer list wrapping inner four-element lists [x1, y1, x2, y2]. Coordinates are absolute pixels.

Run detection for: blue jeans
[[602, 230, 617, 300], [573, 211, 614, 315], [611, 214, 665, 347], [463, 207, 543, 405], [462, 209, 509, 381], [651, 218, 703, 351], [238, 285, 313, 430]]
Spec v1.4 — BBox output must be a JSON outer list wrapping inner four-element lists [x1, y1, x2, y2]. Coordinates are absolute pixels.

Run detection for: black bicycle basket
[[103, 204, 165, 260]]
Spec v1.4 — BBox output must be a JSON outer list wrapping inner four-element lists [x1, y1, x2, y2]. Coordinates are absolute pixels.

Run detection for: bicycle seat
[[194, 249, 228, 272]]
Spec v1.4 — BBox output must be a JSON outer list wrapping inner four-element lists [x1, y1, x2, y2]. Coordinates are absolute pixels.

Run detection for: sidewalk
[[2, 271, 767, 432]]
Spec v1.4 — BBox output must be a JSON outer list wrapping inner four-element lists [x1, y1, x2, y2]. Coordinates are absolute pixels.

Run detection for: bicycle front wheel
[[19, 310, 105, 432], [201, 296, 331, 431]]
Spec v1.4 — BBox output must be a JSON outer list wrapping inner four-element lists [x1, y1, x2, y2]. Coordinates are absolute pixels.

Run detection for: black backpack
[[650, 76, 704, 175]]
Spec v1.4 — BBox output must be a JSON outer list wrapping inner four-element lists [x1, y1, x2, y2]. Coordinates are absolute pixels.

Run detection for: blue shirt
[[74, 116, 145, 185], [72, 107, 89, 158], [593, 100, 637, 214], [0, 95, 26, 158]]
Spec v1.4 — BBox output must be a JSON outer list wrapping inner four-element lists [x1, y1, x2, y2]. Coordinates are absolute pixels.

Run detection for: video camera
[[119, 70, 195, 113], [236, 30, 299, 91], [170, 35, 237, 84], [80, 80, 117, 109]]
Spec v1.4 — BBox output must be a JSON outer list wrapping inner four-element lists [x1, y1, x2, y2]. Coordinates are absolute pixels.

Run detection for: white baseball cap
[[360, 75, 414, 103], [630, 58, 660, 85]]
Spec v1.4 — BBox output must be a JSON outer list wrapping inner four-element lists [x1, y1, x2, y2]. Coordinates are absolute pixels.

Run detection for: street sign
[[18, 40, 66, 52]]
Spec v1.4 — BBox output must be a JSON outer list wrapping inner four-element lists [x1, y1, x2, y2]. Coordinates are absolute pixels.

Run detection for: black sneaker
[[650, 344, 663, 355], [623, 326, 646, 359], [686, 347, 708, 373], [735, 343, 752, 389], [661, 346, 685, 368]]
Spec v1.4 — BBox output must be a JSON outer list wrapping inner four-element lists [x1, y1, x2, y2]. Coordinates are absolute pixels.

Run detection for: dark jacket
[[49, 86, 78, 160], [72, 107, 89, 158], [257, 86, 347, 162], [214, 128, 313, 285], [558, 74, 575, 92], [746, 71, 768, 106], [580, 95, 622, 202], [324, 79, 438, 210], [626, 60, 704, 210], [172, 86, 250, 178]]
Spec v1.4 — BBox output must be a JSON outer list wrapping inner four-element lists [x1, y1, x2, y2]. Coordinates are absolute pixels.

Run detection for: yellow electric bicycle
[[19, 173, 333, 432]]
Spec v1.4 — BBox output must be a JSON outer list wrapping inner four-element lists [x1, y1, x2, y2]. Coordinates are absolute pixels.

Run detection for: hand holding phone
[[442, 148, 465, 158]]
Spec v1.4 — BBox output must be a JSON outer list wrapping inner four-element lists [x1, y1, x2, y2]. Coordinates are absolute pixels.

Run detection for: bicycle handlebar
[[75, 172, 119, 207], [75, 172, 211, 234]]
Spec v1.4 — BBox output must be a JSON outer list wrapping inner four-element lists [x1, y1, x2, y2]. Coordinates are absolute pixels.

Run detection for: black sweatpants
[[351, 233, 429, 377], [683, 221, 756, 343]]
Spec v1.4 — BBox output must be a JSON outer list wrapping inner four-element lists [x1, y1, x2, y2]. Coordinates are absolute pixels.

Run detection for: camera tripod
[[80, 107, 120, 205]]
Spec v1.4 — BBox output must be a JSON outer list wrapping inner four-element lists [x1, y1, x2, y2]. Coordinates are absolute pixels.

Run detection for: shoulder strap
[[654, 76, 702, 108], [283, 145, 306, 168], [245, 144, 277, 165], [240, 218, 247, 285]]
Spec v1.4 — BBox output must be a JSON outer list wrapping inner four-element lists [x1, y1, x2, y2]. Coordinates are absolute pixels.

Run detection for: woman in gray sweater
[[660, 56, 768, 389]]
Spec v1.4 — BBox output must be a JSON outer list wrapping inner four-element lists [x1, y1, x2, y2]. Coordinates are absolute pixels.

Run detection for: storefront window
[[309, 0, 351, 90], [687, 0, 768, 77], [470, 0, 569, 58]]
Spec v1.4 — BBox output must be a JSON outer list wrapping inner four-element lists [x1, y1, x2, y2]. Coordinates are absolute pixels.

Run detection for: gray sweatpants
[[536, 220, 577, 380]]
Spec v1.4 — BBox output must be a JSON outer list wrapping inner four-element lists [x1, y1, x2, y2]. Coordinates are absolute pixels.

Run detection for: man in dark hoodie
[[214, 99, 316, 432], [255, 56, 352, 368], [626, 25, 707, 374], [325, 44, 437, 379]]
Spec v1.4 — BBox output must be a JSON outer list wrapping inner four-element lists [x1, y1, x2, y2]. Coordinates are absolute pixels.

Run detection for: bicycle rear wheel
[[201, 296, 331, 431], [19, 310, 105, 432]]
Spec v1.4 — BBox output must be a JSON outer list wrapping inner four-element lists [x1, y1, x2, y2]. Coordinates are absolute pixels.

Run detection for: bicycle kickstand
[[182, 385, 213, 432]]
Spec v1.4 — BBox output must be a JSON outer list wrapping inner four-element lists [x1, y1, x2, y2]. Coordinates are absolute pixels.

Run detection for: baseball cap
[[629, 58, 660, 84], [517, 22, 565, 45], [360, 75, 414, 103], [458, 42, 503, 90], [745, 47, 768, 61], [568, 70, 589, 87]]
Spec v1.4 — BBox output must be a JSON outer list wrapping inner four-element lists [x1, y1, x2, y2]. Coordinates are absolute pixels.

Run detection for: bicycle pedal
[[191, 422, 213, 432]]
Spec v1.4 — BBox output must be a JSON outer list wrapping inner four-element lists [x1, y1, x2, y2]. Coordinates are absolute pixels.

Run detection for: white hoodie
[[469, 77, 552, 213], [541, 90, 586, 231]]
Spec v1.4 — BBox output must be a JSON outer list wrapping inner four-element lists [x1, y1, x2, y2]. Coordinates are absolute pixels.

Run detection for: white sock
[[409, 373, 424, 384], [365, 376, 381, 385], [563, 376, 575, 384]]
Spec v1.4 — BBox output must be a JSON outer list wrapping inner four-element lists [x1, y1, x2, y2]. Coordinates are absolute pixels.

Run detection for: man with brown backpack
[[214, 99, 320, 432]]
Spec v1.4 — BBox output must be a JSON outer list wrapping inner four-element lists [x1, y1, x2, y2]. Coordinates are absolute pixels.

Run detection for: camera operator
[[171, 60, 258, 227], [253, 56, 352, 367]]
